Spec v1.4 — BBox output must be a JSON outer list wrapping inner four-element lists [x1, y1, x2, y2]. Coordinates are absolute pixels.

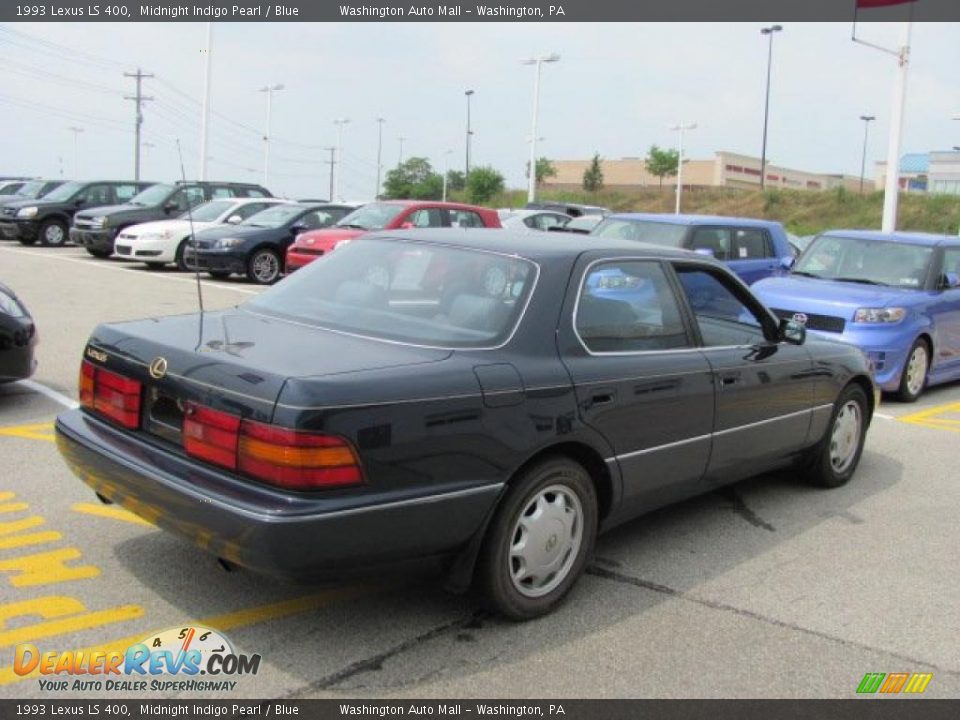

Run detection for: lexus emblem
[[149, 356, 168, 380], [792, 313, 808, 326]]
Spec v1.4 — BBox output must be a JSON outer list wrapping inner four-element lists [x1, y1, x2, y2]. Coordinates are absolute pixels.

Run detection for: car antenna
[[175, 140, 206, 350]]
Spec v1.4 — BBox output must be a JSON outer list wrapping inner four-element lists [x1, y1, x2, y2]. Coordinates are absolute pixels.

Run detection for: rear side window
[[733, 228, 773, 259], [245, 188, 269, 198], [575, 261, 689, 353], [450, 210, 485, 228], [689, 228, 731, 260], [210, 187, 234, 199]]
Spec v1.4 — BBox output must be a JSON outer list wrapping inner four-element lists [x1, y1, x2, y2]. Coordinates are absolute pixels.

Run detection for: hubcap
[[508, 484, 583, 598], [252, 252, 278, 283], [905, 345, 928, 396], [45, 225, 64, 245], [829, 400, 862, 474]]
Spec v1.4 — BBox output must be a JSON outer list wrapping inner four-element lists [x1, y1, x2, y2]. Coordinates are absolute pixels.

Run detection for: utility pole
[[375, 117, 385, 199], [670, 122, 697, 215], [199, 22, 213, 181], [67, 126, 84, 177], [124, 68, 154, 181], [859, 115, 875, 194], [398, 135, 405, 166], [465, 90, 474, 178], [881, 21, 912, 233], [259, 84, 284, 189], [324, 147, 336, 201], [333, 118, 350, 200]]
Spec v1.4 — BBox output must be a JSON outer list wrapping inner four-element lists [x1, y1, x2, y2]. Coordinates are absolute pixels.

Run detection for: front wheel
[[896, 339, 929, 403], [804, 384, 868, 488], [246, 248, 281, 285], [175, 238, 193, 271], [476, 457, 597, 620], [39, 219, 68, 246]]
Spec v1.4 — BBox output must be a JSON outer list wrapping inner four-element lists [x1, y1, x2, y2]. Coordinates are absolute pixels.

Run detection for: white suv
[[113, 197, 291, 270]]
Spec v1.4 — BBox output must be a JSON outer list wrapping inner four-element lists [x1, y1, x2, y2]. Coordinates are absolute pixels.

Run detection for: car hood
[[1, 197, 66, 212], [293, 227, 366, 248], [753, 275, 924, 318], [76, 204, 142, 218]]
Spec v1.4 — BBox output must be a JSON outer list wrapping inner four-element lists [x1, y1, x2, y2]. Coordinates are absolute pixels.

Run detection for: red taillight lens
[[238, 419, 363, 490], [78, 360, 142, 429], [183, 403, 240, 470]]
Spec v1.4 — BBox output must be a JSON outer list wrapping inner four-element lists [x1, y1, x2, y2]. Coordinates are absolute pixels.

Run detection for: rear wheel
[[86, 248, 110, 258], [804, 384, 868, 488], [39, 219, 68, 247], [896, 339, 929, 403], [476, 457, 597, 620], [247, 248, 281, 284]]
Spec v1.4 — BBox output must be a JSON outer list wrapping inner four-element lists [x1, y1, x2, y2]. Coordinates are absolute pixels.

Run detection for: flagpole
[[880, 20, 911, 233]]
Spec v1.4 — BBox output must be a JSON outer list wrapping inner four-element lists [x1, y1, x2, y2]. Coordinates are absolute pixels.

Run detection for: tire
[[38, 219, 68, 247], [804, 384, 869, 488], [86, 248, 110, 258], [476, 457, 598, 620], [895, 339, 929, 403], [145, 262, 166, 270], [246, 248, 282, 285], [18, 236, 37, 246], [208, 271, 231, 280], [175, 238, 192, 272]]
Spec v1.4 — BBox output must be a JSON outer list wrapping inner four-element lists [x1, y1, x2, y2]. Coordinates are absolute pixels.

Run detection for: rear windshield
[[592, 218, 688, 247], [244, 238, 538, 348]]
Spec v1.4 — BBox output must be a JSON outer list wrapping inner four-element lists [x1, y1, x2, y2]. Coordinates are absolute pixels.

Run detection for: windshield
[[40, 181, 84, 202], [242, 204, 303, 228], [335, 202, 406, 230], [182, 200, 235, 223], [128, 184, 175, 206], [591, 218, 689, 247], [567, 216, 602, 231], [793, 235, 934, 289], [245, 238, 537, 348], [13, 181, 45, 198]]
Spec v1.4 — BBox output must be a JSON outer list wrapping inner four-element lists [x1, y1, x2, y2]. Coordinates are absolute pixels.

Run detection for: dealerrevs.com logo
[[15, 626, 261, 692]]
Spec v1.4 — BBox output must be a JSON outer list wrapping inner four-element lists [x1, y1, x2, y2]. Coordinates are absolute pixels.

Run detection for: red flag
[[856, 0, 917, 7]]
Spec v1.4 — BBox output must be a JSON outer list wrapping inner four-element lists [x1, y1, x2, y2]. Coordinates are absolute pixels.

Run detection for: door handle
[[717, 371, 741, 389], [582, 387, 616, 410]]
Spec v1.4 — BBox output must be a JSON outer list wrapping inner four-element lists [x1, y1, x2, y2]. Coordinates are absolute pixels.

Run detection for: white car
[[113, 197, 291, 270], [498, 208, 572, 232]]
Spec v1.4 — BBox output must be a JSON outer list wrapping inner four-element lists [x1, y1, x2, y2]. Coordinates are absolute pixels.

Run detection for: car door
[[671, 261, 816, 484], [729, 227, 779, 285], [929, 246, 960, 375], [558, 254, 716, 516]]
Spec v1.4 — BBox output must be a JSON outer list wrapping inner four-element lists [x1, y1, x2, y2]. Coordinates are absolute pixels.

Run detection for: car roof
[[363, 228, 719, 264], [379, 200, 492, 211], [608, 212, 782, 229], [819, 229, 959, 247]]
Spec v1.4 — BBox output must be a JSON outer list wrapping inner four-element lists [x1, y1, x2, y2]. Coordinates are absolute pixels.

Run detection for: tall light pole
[[442, 149, 453, 201], [398, 135, 406, 166], [333, 118, 350, 200], [259, 83, 284, 188], [522, 53, 560, 204], [198, 22, 213, 181], [859, 115, 876, 194], [375, 117, 385, 199], [759, 25, 783, 191], [464, 89, 474, 178], [67, 126, 84, 177], [881, 21, 912, 233], [670, 122, 696, 215]]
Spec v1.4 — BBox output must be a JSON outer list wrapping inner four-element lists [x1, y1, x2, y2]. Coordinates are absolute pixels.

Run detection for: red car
[[285, 200, 501, 272]]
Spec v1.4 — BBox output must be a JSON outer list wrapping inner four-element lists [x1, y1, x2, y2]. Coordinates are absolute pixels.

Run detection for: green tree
[[466, 166, 505, 204], [645, 144, 679, 190], [445, 170, 466, 192], [525, 157, 557, 186], [582, 153, 604, 192], [382, 157, 444, 200]]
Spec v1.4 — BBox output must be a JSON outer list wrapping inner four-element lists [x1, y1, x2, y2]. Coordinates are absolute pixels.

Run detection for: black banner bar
[[2, 0, 959, 23]]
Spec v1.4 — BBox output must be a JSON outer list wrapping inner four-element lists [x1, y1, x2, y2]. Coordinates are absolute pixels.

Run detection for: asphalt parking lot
[[1, 241, 959, 700]]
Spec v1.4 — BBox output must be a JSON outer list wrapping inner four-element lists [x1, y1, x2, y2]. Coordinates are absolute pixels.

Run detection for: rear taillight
[[183, 403, 240, 470], [181, 402, 363, 491], [79, 360, 142, 429]]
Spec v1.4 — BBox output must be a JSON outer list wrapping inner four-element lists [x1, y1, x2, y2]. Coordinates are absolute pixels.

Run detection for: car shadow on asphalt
[[107, 445, 901, 697]]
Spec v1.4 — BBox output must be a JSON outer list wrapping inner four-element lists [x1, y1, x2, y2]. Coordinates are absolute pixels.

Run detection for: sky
[[1, 21, 958, 200]]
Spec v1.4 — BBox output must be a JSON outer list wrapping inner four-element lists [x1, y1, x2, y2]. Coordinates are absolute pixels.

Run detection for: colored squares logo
[[857, 672, 933, 694]]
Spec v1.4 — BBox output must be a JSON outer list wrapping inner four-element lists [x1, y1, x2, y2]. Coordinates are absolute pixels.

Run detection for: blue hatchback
[[752, 230, 960, 401], [589, 213, 794, 285]]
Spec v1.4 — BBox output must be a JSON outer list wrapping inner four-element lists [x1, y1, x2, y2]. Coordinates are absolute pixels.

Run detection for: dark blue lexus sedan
[[56, 230, 875, 619], [753, 230, 960, 402]]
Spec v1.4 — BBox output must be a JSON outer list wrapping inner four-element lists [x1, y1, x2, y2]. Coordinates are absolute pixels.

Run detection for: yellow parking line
[[0, 586, 369, 685], [0, 423, 55, 443], [899, 402, 960, 433], [71, 503, 155, 528]]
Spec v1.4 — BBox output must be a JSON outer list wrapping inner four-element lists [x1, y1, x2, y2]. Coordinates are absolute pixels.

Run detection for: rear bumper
[[55, 409, 501, 578], [285, 248, 323, 272], [70, 227, 118, 252]]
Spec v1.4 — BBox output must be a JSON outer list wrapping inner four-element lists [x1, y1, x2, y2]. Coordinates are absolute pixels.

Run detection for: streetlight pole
[[759, 25, 783, 191], [198, 22, 213, 181], [670, 122, 696, 215], [333, 118, 350, 200], [259, 83, 284, 188], [375, 117, 385, 199], [859, 115, 875, 194], [881, 21, 912, 233], [465, 90, 474, 179], [67, 126, 84, 177], [442, 149, 453, 201], [398, 135, 405, 166], [522, 53, 560, 204]]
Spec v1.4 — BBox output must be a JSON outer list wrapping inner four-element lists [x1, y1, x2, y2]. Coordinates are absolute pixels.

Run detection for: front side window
[[675, 266, 765, 347], [245, 239, 536, 348], [450, 210, 484, 228], [690, 228, 731, 260], [407, 208, 444, 228], [794, 235, 935, 289], [575, 261, 688, 353], [113, 184, 140, 203]]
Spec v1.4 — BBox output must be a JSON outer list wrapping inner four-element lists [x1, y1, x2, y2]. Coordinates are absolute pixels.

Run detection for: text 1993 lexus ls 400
[[55, 230, 877, 619]]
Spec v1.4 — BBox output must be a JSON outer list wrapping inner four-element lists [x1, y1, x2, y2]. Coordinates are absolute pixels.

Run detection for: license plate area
[[143, 386, 185, 445]]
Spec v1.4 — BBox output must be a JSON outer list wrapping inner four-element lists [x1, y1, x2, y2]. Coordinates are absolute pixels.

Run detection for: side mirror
[[778, 318, 806, 345], [942, 271, 960, 289], [290, 222, 309, 235], [74, 198, 86, 207], [780, 256, 795, 270], [694, 247, 715, 258], [226, 215, 243, 225], [399, 221, 415, 230], [163, 201, 179, 214]]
